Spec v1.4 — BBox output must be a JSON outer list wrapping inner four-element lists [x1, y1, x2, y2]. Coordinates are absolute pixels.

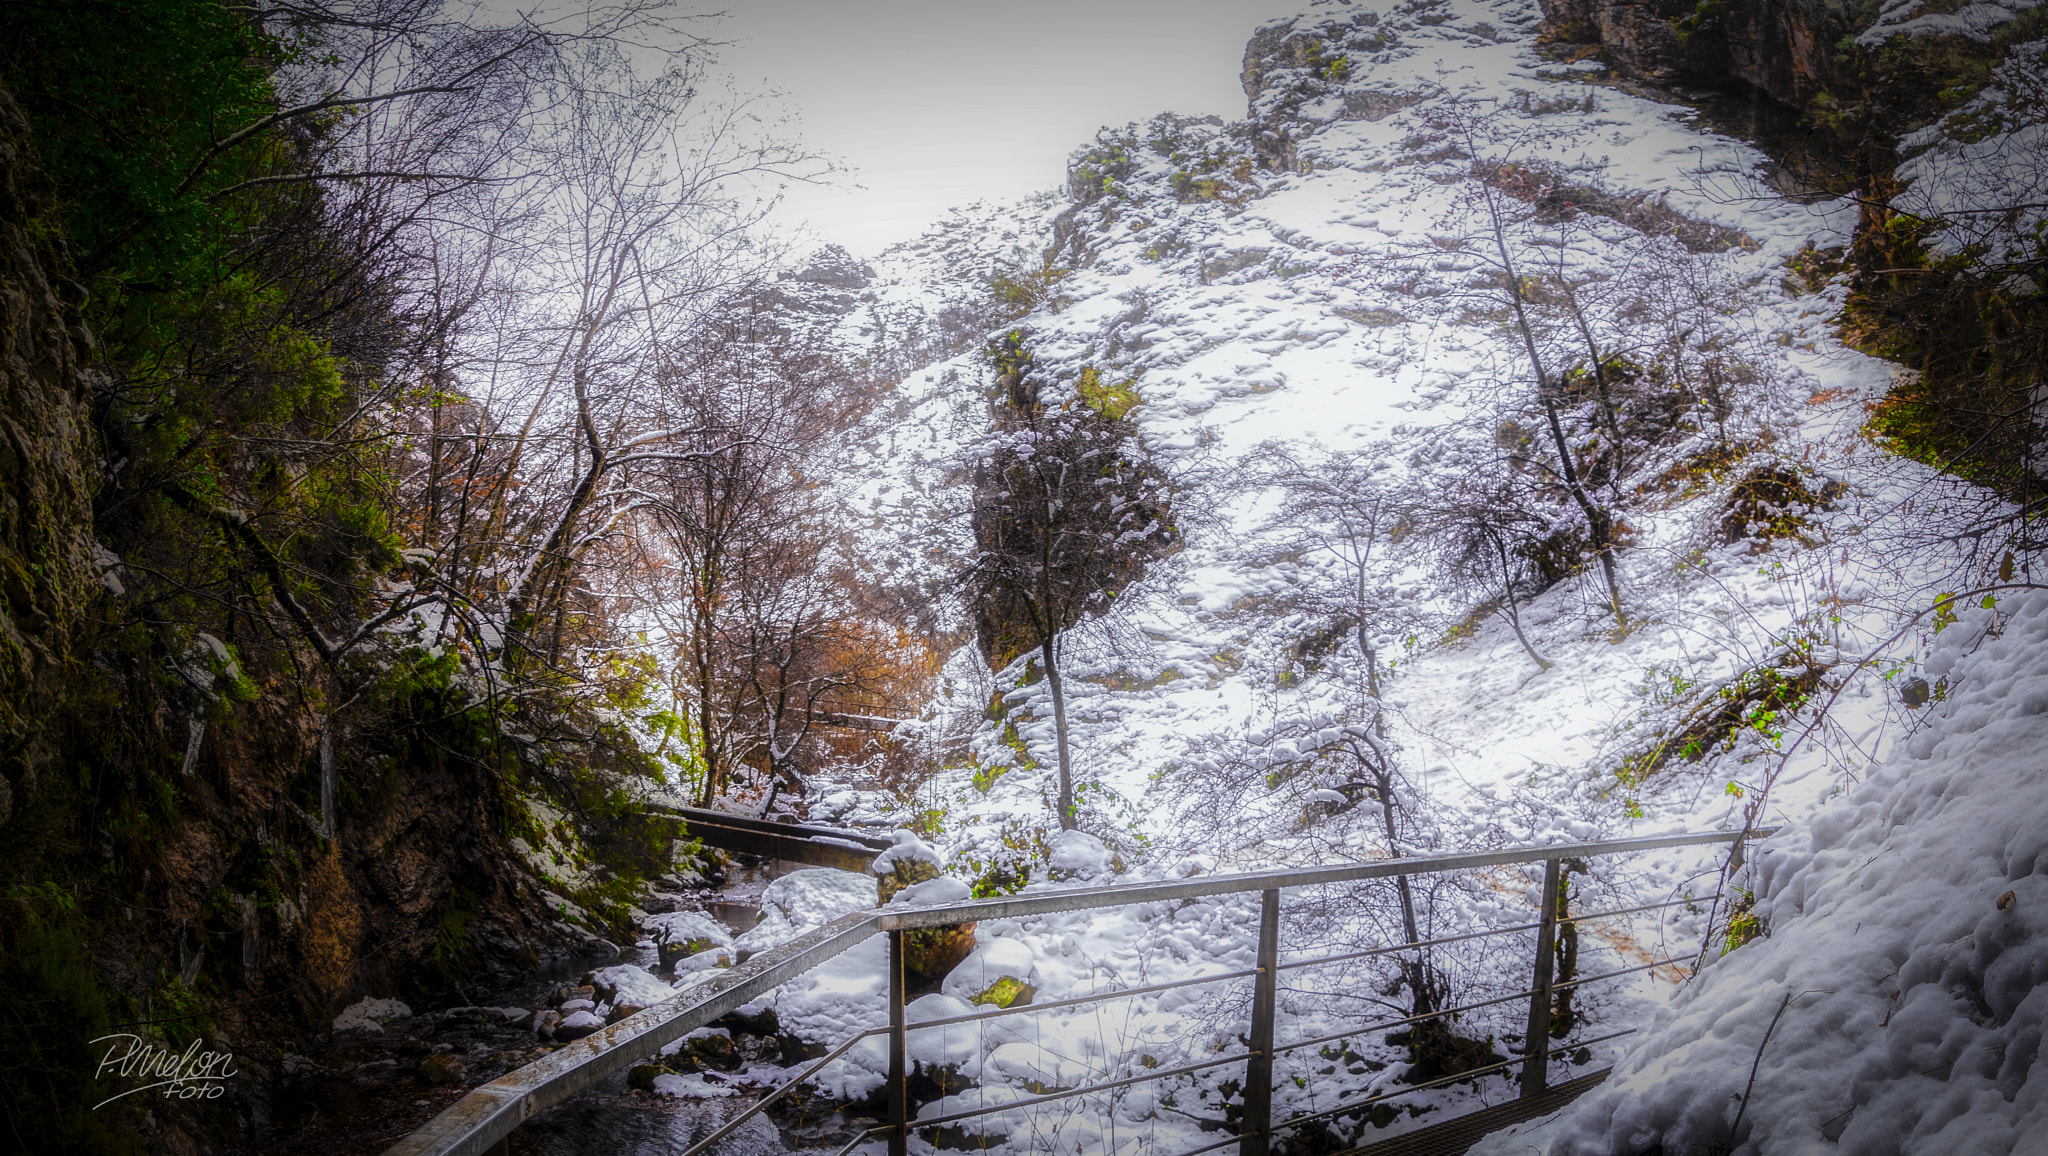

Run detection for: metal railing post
[[1242, 888, 1281, 1155], [1520, 858, 1561, 1099], [888, 929, 909, 1156]]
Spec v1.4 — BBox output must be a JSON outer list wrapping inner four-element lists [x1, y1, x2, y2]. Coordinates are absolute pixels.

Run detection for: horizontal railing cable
[[1273, 1030, 1636, 1133], [679, 1026, 888, 1156], [1552, 957, 1685, 991], [1276, 894, 1708, 973], [900, 967, 1259, 1035], [1273, 988, 1544, 1058]]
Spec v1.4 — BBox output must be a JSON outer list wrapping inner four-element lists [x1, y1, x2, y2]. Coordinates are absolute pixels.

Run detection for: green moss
[[1722, 890, 1763, 954], [1075, 366, 1141, 420], [973, 975, 1035, 1008]]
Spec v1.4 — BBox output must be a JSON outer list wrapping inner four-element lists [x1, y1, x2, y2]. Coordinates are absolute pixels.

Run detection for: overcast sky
[[712, 0, 1291, 257]]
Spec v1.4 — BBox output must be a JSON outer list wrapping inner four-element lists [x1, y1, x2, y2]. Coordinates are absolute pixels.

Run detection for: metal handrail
[[381, 910, 880, 1156], [874, 828, 1759, 931], [1276, 893, 1704, 972], [385, 826, 1768, 1156]]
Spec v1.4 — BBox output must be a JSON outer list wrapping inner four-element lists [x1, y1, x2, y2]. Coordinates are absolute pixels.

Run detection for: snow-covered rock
[[733, 867, 876, 954], [1046, 829, 1115, 881], [649, 1071, 738, 1098], [589, 963, 673, 1012], [553, 1009, 604, 1040], [941, 937, 1040, 1007], [872, 828, 945, 875], [905, 993, 984, 1075], [889, 876, 972, 906], [332, 996, 411, 1034], [642, 909, 733, 949]]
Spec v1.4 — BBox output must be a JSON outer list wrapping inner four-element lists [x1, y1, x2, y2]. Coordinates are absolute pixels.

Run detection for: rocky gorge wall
[[0, 81, 584, 1154], [1530, 0, 2047, 496]]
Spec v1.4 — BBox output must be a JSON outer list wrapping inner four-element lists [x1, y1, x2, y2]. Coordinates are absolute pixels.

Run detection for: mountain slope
[[761, 1, 2043, 1150]]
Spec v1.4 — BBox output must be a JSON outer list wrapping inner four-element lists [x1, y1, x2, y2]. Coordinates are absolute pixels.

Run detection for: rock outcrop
[[0, 87, 95, 827]]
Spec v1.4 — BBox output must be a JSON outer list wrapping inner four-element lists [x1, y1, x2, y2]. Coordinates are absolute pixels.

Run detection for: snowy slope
[[831, 0, 1946, 879], [1473, 594, 2048, 1155], [735, 0, 2044, 1150]]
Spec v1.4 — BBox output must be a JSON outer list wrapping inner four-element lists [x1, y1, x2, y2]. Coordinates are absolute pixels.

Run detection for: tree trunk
[[1480, 179, 1626, 631], [1492, 532, 1553, 671], [1377, 766, 1437, 1019], [1042, 633, 1078, 830]]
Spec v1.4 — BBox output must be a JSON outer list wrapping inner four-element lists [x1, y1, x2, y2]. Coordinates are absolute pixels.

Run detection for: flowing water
[[511, 856, 862, 1155]]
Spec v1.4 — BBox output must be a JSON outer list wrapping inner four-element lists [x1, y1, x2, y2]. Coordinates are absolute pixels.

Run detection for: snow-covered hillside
[[688, 1, 2043, 1150], [825, 0, 1954, 874]]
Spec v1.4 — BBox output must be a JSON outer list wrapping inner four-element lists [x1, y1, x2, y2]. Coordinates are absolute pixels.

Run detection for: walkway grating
[[1336, 1069, 1611, 1156]]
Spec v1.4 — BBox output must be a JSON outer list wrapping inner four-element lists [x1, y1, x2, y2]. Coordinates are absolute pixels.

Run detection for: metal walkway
[[1342, 1069, 1611, 1155], [648, 805, 893, 872], [387, 828, 1762, 1156]]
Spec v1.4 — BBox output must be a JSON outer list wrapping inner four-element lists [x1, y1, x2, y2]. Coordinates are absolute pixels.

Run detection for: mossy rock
[[877, 857, 942, 904], [905, 923, 977, 982], [971, 975, 1035, 1009], [877, 859, 977, 980], [627, 1063, 668, 1091]]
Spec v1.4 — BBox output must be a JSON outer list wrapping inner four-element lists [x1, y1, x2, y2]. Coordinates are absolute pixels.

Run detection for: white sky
[[712, 0, 1292, 258]]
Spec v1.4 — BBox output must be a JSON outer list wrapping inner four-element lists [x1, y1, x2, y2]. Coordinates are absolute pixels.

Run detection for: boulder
[[627, 1063, 667, 1091], [876, 834, 976, 981], [734, 867, 877, 954], [589, 963, 672, 1011], [941, 938, 1040, 1009], [1046, 830, 1115, 883], [687, 1033, 743, 1073], [554, 1009, 604, 1041], [332, 996, 411, 1034], [888, 875, 978, 980], [644, 910, 735, 970], [416, 1054, 467, 1086]]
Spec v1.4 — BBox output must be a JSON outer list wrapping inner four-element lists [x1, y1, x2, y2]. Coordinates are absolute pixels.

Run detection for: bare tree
[[1251, 443, 1409, 706], [618, 308, 872, 805]]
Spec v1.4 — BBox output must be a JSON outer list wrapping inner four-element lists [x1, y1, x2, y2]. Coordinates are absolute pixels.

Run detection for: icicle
[[181, 717, 206, 776], [238, 894, 259, 972], [319, 719, 337, 843]]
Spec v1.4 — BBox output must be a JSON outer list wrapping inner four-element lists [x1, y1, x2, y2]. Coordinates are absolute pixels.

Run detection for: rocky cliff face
[[0, 83, 588, 1154], [0, 88, 96, 829], [1537, 0, 1864, 106], [1538, 0, 2047, 497], [1535, 0, 2042, 156]]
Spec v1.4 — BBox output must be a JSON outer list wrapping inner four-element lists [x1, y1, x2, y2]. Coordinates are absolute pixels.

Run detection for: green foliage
[[1075, 366, 1141, 420], [986, 264, 1073, 321], [1670, 0, 1728, 43], [954, 820, 1050, 898], [1722, 890, 1763, 954], [0, 894, 148, 1155], [3, 0, 411, 668], [1068, 134, 1137, 205], [1617, 640, 1828, 793]]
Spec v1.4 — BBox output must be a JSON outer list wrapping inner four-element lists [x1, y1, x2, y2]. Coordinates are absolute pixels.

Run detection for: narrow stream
[[513, 856, 862, 1155]]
